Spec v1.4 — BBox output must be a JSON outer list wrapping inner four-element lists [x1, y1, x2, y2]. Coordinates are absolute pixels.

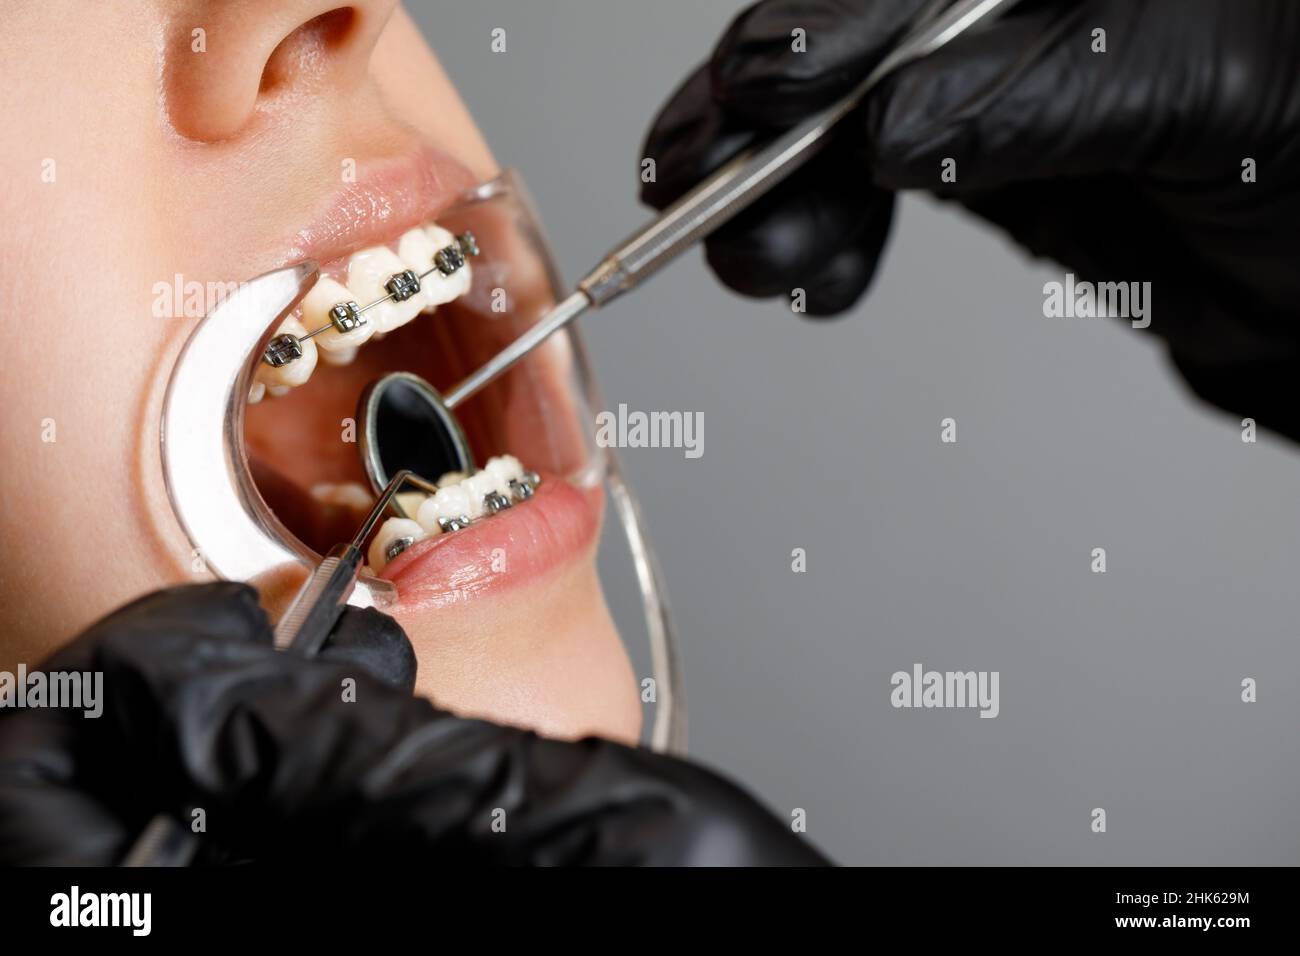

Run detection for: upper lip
[[279, 143, 479, 269]]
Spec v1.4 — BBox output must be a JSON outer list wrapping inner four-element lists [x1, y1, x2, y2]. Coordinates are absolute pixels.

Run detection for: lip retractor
[[160, 261, 397, 610]]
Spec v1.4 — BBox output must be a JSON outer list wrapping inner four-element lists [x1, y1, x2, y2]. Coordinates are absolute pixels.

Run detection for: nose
[[164, 0, 399, 141]]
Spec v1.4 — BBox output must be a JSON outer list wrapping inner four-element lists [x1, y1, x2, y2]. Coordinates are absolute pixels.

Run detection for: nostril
[[260, 7, 359, 94]]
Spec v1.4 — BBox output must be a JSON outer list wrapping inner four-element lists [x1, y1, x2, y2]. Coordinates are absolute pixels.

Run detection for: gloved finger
[[640, 0, 931, 209], [798, 213, 893, 316], [708, 0, 938, 125], [863, 1, 1243, 192], [702, 149, 895, 314], [641, 62, 759, 211], [318, 607, 417, 693], [643, 66, 896, 315]]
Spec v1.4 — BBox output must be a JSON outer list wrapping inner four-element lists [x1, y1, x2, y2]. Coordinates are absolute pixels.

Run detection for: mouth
[[242, 150, 599, 606]]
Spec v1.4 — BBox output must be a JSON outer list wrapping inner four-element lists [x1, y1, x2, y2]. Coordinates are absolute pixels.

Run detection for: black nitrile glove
[[0, 583, 825, 866], [642, 0, 1300, 439]]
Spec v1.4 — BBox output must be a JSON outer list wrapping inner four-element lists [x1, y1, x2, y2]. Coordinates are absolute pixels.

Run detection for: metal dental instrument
[[356, 371, 475, 507], [273, 468, 438, 653], [439, 0, 1023, 412]]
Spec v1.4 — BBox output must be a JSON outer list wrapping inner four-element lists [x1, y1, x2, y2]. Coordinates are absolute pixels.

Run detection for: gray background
[[415, 0, 1300, 864]]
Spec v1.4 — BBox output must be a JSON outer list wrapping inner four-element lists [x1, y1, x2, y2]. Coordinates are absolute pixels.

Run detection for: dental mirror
[[358, 371, 474, 503]]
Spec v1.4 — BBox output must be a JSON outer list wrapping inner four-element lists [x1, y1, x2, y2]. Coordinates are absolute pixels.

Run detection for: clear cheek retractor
[[159, 170, 685, 753]]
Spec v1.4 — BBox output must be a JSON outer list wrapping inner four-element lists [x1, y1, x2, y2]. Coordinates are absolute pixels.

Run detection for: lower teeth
[[385, 535, 416, 562], [365, 456, 540, 571]]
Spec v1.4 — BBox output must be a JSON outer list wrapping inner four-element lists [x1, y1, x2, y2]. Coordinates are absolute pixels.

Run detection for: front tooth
[[348, 247, 421, 334], [247, 381, 266, 404], [396, 227, 439, 311], [303, 276, 374, 355], [368, 517, 424, 571], [416, 484, 473, 532], [463, 471, 502, 519], [257, 317, 316, 388], [421, 224, 473, 306]]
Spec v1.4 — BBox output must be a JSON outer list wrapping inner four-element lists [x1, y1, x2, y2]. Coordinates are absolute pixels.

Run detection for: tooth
[[436, 470, 467, 488], [367, 517, 425, 571], [348, 246, 421, 334], [396, 491, 428, 518], [310, 482, 373, 511], [257, 317, 317, 388], [463, 471, 502, 519], [267, 384, 292, 398], [303, 276, 375, 356], [484, 455, 524, 487], [421, 224, 473, 306], [416, 484, 471, 532], [396, 228, 439, 311], [317, 344, 359, 366], [247, 381, 266, 404]]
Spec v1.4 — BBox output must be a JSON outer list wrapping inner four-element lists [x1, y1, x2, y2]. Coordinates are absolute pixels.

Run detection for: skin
[[0, 0, 641, 744]]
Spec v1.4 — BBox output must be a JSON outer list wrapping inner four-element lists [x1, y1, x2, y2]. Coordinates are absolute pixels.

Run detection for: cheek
[[369, 9, 497, 181], [400, 561, 644, 745], [0, 2, 190, 655]]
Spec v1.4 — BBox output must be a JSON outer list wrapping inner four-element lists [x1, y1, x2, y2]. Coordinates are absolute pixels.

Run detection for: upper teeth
[[366, 455, 539, 571], [253, 316, 317, 392], [305, 277, 373, 356], [251, 225, 477, 399]]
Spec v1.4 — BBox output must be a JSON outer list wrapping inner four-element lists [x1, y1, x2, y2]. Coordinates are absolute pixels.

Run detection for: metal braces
[[385, 535, 416, 562], [384, 471, 541, 562], [263, 231, 480, 368]]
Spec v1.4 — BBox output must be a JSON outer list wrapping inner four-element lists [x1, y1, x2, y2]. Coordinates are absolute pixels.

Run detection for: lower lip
[[379, 477, 601, 609]]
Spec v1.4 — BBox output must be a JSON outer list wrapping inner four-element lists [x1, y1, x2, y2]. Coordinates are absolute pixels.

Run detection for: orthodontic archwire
[[383, 468, 543, 564], [262, 231, 480, 368]]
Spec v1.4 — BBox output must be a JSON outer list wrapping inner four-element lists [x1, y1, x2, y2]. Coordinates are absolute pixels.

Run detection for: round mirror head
[[358, 371, 474, 495]]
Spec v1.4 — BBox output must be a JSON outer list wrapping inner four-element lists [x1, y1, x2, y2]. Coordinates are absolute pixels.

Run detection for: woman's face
[[0, 0, 641, 744]]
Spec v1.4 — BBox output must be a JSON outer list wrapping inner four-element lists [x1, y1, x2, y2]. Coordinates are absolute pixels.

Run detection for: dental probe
[[439, 0, 1023, 412], [273, 468, 438, 653]]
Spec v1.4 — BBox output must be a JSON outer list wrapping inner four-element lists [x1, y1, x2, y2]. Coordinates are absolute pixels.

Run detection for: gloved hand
[[642, 0, 1300, 439], [0, 583, 825, 866]]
